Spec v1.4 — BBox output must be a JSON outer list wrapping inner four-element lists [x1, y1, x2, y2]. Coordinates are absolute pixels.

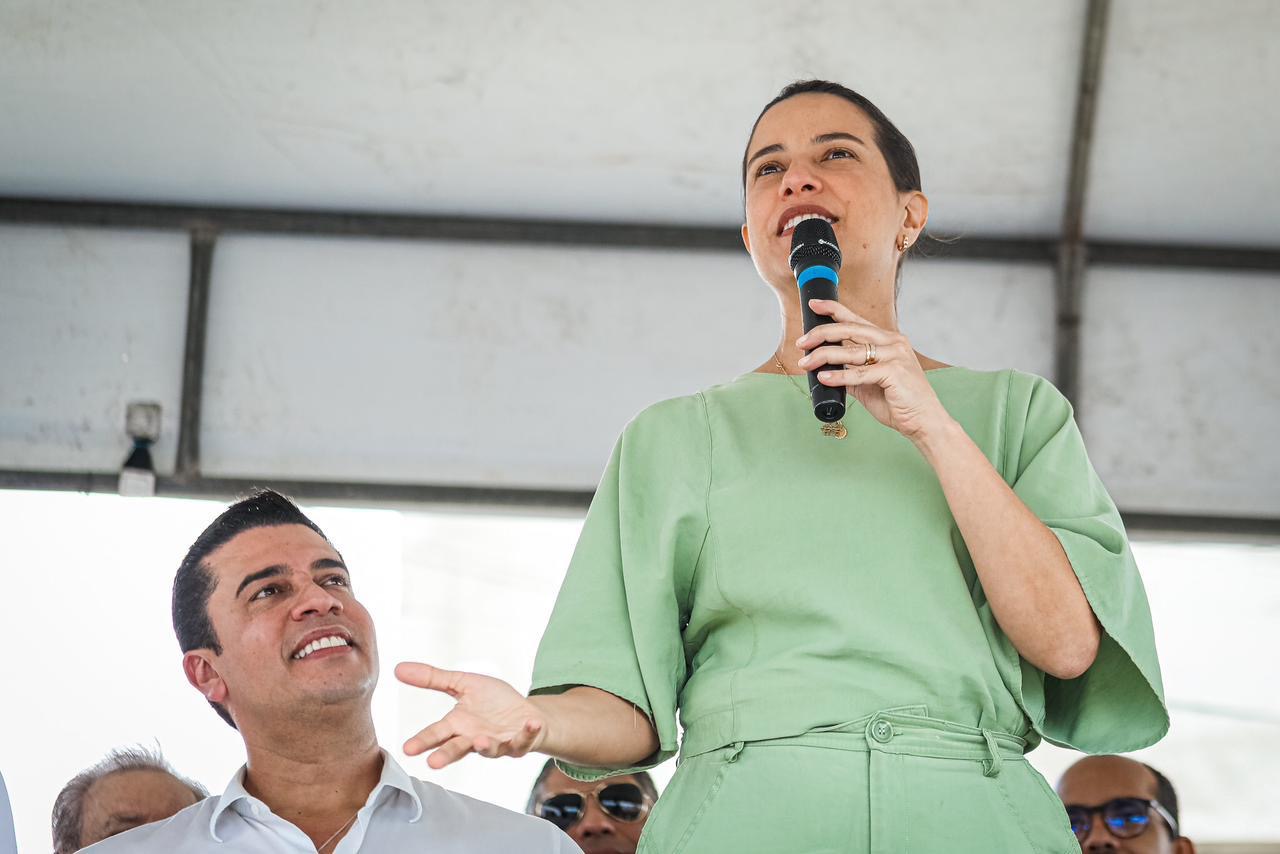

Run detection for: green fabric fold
[[1002, 373, 1168, 752]]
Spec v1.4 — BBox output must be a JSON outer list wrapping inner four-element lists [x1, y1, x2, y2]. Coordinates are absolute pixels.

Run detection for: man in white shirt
[[85, 489, 577, 853]]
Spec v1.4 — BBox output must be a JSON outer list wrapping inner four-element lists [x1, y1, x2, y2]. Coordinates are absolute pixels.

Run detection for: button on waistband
[[870, 718, 894, 743]]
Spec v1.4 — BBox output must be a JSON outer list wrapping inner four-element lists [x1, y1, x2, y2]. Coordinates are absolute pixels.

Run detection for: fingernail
[[819, 371, 832, 379]]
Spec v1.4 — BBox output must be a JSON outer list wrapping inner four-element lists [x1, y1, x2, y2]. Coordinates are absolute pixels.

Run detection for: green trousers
[[637, 707, 1079, 854]]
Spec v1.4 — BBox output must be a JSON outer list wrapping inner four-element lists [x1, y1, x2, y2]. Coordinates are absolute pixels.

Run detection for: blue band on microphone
[[797, 265, 838, 288]]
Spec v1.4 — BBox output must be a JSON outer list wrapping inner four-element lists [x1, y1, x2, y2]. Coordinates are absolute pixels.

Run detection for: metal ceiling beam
[[916, 233, 1055, 264], [0, 195, 1051, 259], [0, 468, 1274, 537], [0, 196, 744, 252], [175, 228, 216, 480], [0, 470, 593, 513], [1088, 240, 1280, 272], [1121, 512, 1280, 540], [1056, 0, 1112, 407], [2, 196, 1277, 271]]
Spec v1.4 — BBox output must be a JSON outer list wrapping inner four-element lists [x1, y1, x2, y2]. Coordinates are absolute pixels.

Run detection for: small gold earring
[[898, 234, 910, 251]]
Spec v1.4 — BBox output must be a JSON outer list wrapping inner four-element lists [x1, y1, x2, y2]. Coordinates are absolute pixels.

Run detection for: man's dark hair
[[1144, 762, 1180, 836], [742, 79, 923, 293], [172, 488, 330, 729], [51, 745, 207, 854], [525, 759, 659, 814]]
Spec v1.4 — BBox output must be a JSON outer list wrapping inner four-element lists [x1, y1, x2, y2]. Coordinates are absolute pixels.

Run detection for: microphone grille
[[788, 218, 842, 272]]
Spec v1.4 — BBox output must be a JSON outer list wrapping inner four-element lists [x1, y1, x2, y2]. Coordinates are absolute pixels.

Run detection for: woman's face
[[741, 93, 923, 292]]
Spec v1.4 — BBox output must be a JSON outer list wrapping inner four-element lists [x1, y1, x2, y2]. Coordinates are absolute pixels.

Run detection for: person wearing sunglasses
[[1058, 755, 1195, 853], [527, 761, 656, 854]]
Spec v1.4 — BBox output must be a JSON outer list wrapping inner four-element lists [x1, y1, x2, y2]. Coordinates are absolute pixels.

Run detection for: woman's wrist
[[908, 411, 967, 462], [526, 690, 658, 767], [526, 694, 564, 755]]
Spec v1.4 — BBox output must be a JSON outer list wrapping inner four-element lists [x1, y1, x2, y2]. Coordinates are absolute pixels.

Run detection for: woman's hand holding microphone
[[797, 299, 955, 446]]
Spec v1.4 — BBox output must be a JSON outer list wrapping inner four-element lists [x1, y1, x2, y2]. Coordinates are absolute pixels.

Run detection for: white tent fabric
[[2, 1, 1277, 517]]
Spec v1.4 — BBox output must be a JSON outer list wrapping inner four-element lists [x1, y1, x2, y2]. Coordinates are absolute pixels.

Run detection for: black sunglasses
[[1065, 797, 1179, 841], [536, 783, 650, 831]]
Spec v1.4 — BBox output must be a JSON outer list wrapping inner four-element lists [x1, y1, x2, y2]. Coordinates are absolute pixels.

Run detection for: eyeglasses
[[1065, 797, 1179, 841], [535, 782, 651, 831]]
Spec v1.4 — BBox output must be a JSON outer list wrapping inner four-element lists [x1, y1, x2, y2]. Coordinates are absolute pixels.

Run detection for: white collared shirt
[[82, 751, 580, 853]]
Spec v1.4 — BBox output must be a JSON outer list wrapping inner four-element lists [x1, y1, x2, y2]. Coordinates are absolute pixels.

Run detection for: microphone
[[789, 217, 846, 423]]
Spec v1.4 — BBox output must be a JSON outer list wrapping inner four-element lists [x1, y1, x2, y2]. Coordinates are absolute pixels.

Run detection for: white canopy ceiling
[[4, 1, 1275, 238], [1, 0, 1277, 523]]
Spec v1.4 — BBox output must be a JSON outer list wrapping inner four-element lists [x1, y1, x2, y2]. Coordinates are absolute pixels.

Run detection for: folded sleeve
[[529, 394, 711, 780], [1001, 372, 1169, 753]]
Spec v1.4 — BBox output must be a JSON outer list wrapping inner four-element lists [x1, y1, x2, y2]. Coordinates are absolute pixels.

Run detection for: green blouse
[[530, 368, 1168, 779]]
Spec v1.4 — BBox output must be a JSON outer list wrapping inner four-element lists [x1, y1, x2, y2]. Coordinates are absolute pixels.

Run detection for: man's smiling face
[[183, 524, 378, 728]]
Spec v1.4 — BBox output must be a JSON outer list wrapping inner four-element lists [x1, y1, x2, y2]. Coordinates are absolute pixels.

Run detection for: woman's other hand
[[796, 299, 952, 443], [395, 662, 547, 769]]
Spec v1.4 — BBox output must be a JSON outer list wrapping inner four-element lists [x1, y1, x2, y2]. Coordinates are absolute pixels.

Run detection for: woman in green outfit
[[395, 80, 1167, 852]]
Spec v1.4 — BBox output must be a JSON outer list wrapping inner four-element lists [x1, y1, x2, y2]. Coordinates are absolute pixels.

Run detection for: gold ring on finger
[[865, 342, 878, 366]]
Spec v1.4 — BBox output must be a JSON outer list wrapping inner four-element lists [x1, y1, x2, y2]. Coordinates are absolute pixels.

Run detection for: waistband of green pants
[[681, 705, 1028, 779]]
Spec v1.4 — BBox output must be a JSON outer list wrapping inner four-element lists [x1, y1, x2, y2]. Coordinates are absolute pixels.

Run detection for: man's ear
[[183, 650, 228, 705], [1174, 837, 1196, 854]]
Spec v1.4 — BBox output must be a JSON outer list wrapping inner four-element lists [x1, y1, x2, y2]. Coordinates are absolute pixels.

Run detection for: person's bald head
[[1057, 756, 1193, 854], [52, 747, 206, 853]]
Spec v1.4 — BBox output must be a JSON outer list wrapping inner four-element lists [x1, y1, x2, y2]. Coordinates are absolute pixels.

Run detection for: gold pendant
[[820, 421, 848, 439]]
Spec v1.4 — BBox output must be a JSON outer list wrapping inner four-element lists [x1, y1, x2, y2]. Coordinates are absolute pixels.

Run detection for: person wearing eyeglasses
[[395, 79, 1168, 851], [1057, 755, 1194, 853], [527, 761, 655, 854]]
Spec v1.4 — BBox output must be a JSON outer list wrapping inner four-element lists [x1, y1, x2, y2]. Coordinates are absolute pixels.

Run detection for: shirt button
[[872, 719, 894, 743]]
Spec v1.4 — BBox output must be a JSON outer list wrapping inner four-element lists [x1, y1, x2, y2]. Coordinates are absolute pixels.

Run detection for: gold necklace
[[773, 350, 847, 439]]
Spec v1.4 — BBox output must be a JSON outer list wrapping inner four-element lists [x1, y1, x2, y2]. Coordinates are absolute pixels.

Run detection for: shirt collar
[[207, 748, 423, 842], [369, 751, 424, 823], [207, 765, 252, 843]]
